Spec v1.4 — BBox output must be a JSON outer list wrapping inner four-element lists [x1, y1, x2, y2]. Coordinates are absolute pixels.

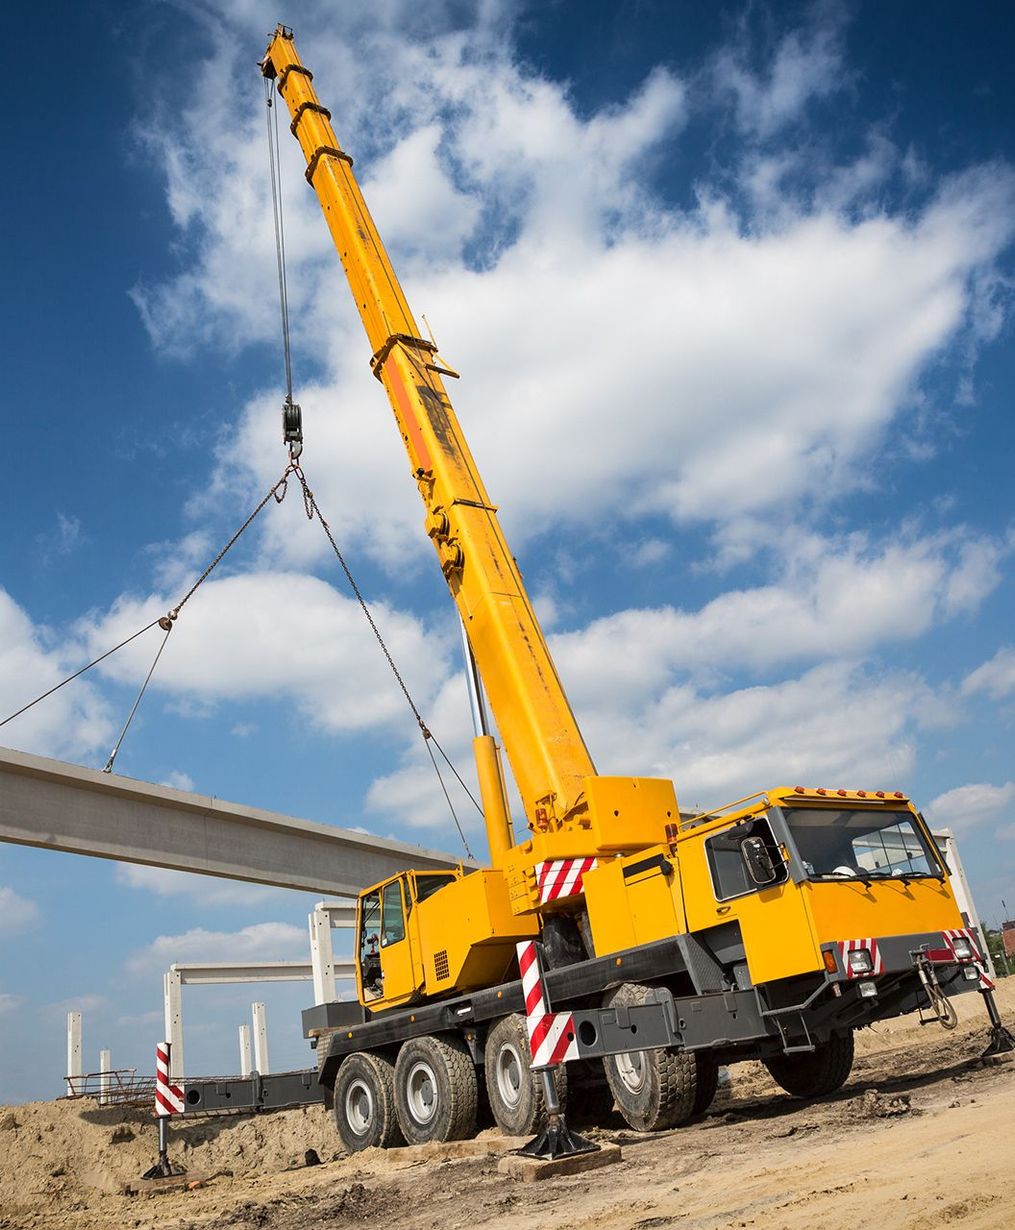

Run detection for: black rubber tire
[[483, 1014, 567, 1136], [602, 983, 699, 1132], [692, 1055, 720, 1115], [394, 1034, 478, 1144], [764, 1031, 855, 1099], [333, 1051, 404, 1152]]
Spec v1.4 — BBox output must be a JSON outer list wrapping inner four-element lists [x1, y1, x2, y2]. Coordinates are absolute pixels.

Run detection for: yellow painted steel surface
[[359, 869, 538, 1007], [261, 29, 596, 832], [804, 879, 963, 943]]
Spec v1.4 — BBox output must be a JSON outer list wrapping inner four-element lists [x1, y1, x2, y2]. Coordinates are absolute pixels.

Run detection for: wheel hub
[[406, 1060, 438, 1124], [495, 1042, 523, 1109], [345, 1077, 374, 1136], [616, 1049, 647, 1093]]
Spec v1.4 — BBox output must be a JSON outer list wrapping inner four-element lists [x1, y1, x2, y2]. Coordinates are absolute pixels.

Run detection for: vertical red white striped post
[[516, 940, 578, 1070], [155, 1041, 184, 1117]]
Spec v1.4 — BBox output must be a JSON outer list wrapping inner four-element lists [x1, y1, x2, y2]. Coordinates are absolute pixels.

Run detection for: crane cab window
[[706, 817, 788, 901], [359, 890, 382, 998], [380, 880, 406, 947]]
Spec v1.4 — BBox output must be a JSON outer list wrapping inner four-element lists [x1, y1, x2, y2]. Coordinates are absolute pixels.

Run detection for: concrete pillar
[[99, 1049, 111, 1105], [309, 906, 336, 1005], [238, 1024, 252, 1077], [65, 1012, 82, 1095], [252, 1002, 269, 1074], [163, 968, 185, 1081]]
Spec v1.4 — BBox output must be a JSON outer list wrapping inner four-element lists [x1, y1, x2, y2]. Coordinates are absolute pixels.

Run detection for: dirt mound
[[0, 1099, 334, 1226]]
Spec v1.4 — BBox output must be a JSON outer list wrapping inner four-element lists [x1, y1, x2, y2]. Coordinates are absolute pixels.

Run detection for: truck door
[[377, 877, 423, 1006]]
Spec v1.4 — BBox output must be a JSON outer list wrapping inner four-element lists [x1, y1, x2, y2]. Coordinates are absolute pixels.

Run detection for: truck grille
[[434, 949, 450, 980]]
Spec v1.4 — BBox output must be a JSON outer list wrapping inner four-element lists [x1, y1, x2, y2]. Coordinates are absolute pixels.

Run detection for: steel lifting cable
[[264, 77, 295, 406], [260, 84, 477, 857], [0, 465, 294, 760], [287, 463, 478, 859]]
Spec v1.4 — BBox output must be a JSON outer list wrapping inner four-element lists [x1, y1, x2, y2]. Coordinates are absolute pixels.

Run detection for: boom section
[[261, 29, 595, 831]]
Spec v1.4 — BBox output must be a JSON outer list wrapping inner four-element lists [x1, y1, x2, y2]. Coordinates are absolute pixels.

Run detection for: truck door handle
[[715, 906, 731, 915]]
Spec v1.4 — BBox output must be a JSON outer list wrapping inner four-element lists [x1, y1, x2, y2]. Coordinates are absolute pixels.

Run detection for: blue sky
[[2, 0, 1014, 1102]]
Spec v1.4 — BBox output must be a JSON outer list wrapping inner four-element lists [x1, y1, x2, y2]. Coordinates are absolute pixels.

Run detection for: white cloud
[[48, 993, 107, 1016], [115, 864, 295, 909], [962, 646, 1015, 700], [129, 1, 1015, 579], [79, 571, 451, 735], [924, 781, 1015, 833], [160, 770, 195, 792], [0, 588, 113, 759], [552, 527, 1005, 684], [712, 12, 846, 139], [125, 921, 307, 976], [0, 885, 40, 932]]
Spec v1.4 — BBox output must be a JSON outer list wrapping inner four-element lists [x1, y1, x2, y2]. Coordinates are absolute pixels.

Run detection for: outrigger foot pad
[[982, 1023, 1015, 1058], [515, 1116, 600, 1161], [142, 1154, 186, 1180]]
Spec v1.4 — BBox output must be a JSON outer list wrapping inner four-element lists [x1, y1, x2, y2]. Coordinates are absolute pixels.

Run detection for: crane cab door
[[356, 875, 424, 1008]]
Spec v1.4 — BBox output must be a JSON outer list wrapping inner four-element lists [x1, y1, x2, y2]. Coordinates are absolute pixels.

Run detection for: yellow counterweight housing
[[357, 869, 538, 1011]]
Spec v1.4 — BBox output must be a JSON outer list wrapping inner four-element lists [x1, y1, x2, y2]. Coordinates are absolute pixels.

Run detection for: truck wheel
[[602, 983, 699, 1132], [394, 1034, 478, 1145], [763, 1030, 854, 1098], [484, 1014, 567, 1135], [333, 1051, 403, 1152], [692, 1055, 719, 1115]]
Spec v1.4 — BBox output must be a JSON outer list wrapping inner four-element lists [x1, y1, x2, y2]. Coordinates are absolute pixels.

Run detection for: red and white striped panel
[[535, 857, 597, 904], [155, 1042, 184, 1117], [943, 927, 995, 991], [516, 940, 578, 1070], [837, 937, 884, 978]]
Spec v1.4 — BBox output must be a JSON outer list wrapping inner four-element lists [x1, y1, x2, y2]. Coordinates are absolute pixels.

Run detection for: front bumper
[[823, 927, 992, 991]]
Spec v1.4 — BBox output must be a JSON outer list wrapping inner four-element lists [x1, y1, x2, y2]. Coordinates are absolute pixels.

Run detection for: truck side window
[[706, 818, 787, 901], [380, 880, 406, 947]]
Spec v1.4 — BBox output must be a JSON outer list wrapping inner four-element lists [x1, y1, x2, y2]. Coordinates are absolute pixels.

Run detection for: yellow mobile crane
[[260, 26, 1010, 1155]]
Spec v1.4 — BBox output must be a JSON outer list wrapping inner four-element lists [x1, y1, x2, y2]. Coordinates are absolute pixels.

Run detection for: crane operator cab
[[356, 871, 463, 1006]]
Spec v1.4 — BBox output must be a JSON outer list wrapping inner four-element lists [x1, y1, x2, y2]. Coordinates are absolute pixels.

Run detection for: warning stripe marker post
[[513, 940, 599, 1162], [142, 1042, 187, 1180]]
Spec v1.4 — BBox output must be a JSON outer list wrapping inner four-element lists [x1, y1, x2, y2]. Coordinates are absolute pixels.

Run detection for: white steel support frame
[[65, 1012, 82, 1094], [162, 958, 357, 1081], [308, 900, 356, 1005], [934, 828, 996, 978]]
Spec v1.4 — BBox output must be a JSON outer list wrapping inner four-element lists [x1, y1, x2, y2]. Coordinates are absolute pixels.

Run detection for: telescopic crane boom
[[261, 26, 678, 895]]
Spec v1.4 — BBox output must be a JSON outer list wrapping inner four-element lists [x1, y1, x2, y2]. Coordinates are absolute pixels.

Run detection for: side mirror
[[741, 835, 777, 885]]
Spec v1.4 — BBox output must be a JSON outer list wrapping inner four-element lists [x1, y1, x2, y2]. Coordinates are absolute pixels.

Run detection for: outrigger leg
[[516, 1068, 599, 1161], [980, 988, 1015, 1058], [142, 1116, 186, 1180]]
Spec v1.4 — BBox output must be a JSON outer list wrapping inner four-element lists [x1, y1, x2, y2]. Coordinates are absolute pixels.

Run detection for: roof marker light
[[816, 788, 827, 796], [794, 786, 806, 794], [894, 791, 905, 799], [857, 790, 867, 798], [837, 789, 848, 797], [876, 791, 886, 799]]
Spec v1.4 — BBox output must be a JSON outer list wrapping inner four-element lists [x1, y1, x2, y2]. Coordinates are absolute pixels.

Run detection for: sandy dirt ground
[[2, 981, 1013, 1230]]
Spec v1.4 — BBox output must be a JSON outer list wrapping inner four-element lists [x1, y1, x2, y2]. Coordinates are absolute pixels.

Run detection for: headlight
[[963, 966, 980, 981], [857, 980, 878, 998], [848, 949, 874, 975], [950, 936, 973, 961]]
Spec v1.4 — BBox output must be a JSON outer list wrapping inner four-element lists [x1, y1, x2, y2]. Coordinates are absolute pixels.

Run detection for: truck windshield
[[782, 807, 940, 881]]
